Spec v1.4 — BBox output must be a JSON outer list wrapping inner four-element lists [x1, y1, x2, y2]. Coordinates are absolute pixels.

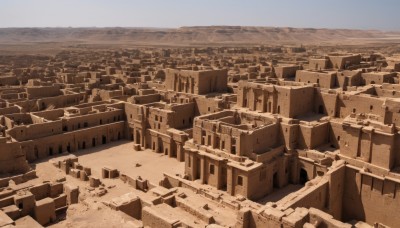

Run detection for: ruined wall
[[0, 142, 29, 174], [288, 87, 315, 118], [342, 165, 400, 227], [336, 94, 386, 120], [7, 120, 63, 141], [297, 122, 329, 150], [296, 70, 336, 88], [239, 123, 279, 155], [314, 90, 337, 116], [169, 103, 195, 130], [22, 122, 125, 162], [26, 86, 61, 99]]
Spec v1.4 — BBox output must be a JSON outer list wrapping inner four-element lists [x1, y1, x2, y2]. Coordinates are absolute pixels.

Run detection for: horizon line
[[0, 25, 397, 32]]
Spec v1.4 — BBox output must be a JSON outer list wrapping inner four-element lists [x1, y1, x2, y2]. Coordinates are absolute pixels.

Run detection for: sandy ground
[[30, 140, 240, 227], [257, 184, 304, 204], [72, 140, 185, 184]]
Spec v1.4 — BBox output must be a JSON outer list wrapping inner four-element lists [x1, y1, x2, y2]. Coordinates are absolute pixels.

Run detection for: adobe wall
[[309, 58, 330, 70], [329, 55, 361, 69], [342, 165, 400, 227], [32, 109, 64, 121], [0, 106, 20, 115], [287, 87, 315, 118], [297, 122, 329, 150], [330, 120, 394, 170], [279, 121, 299, 151], [197, 70, 228, 94], [274, 65, 299, 78], [289, 179, 329, 211], [361, 72, 396, 85], [313, 90, 337, 116], [336, 94, 386, 120], [169, 103, 195, 129], [296, 70, 336, 88], [0, 142, 29, 174], [62, 109, 124, 132], [22, 121, 125, 162], [7, 120, 63, 141], [37, 93, 83, 110], [26, 86, 61, 99], [239, 123, 279, 155], [129, 94, 161, 104]]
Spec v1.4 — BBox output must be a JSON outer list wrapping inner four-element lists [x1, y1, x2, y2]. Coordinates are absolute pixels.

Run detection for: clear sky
[[0, 0, 399, 30]]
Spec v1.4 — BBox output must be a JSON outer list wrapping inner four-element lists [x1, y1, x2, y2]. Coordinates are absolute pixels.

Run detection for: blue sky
[[0, 0, 399, 30]]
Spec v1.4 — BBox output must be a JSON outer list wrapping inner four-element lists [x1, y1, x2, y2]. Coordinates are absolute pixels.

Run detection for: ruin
[[0, 40, 400, 228]]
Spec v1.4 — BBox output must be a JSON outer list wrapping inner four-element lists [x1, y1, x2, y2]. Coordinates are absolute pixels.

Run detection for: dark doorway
[[34, 146, 39, 159], [220, 167, 227, 191], [231, 138, 236, 154], [49, 147, 53, 156], [136, 131, 141, 145], [318, 105, 324, 114], [102, 135, 107, 144], [118, 132, 121, 140], [92, 138, 96, 147], [195, 158, 201, 180], [273, 172, 279, 189], [67, 143, 71, 152], [82, 142, 86, 149], [58, 145, 62, 154], [299, 169, 309, 185]]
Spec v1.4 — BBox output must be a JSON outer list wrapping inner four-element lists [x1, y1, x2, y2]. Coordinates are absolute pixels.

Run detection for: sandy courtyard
[[72, 140, 185, 184]]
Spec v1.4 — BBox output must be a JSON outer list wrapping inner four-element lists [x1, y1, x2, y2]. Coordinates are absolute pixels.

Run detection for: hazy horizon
[[1, 0, 400, 31]]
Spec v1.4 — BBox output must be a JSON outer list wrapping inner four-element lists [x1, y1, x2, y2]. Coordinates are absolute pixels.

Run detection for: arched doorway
[[299, 168, 309, 185]]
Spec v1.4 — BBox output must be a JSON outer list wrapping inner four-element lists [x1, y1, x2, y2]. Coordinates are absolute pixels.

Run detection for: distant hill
[[0, 26, 398, 45]]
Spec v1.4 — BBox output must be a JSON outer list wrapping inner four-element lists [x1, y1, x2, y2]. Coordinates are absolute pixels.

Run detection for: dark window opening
[[318, 105, 324, 114], [273, 172, 279, 189], [237, 176, 243, 186], [299, 168, 309, 185]]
